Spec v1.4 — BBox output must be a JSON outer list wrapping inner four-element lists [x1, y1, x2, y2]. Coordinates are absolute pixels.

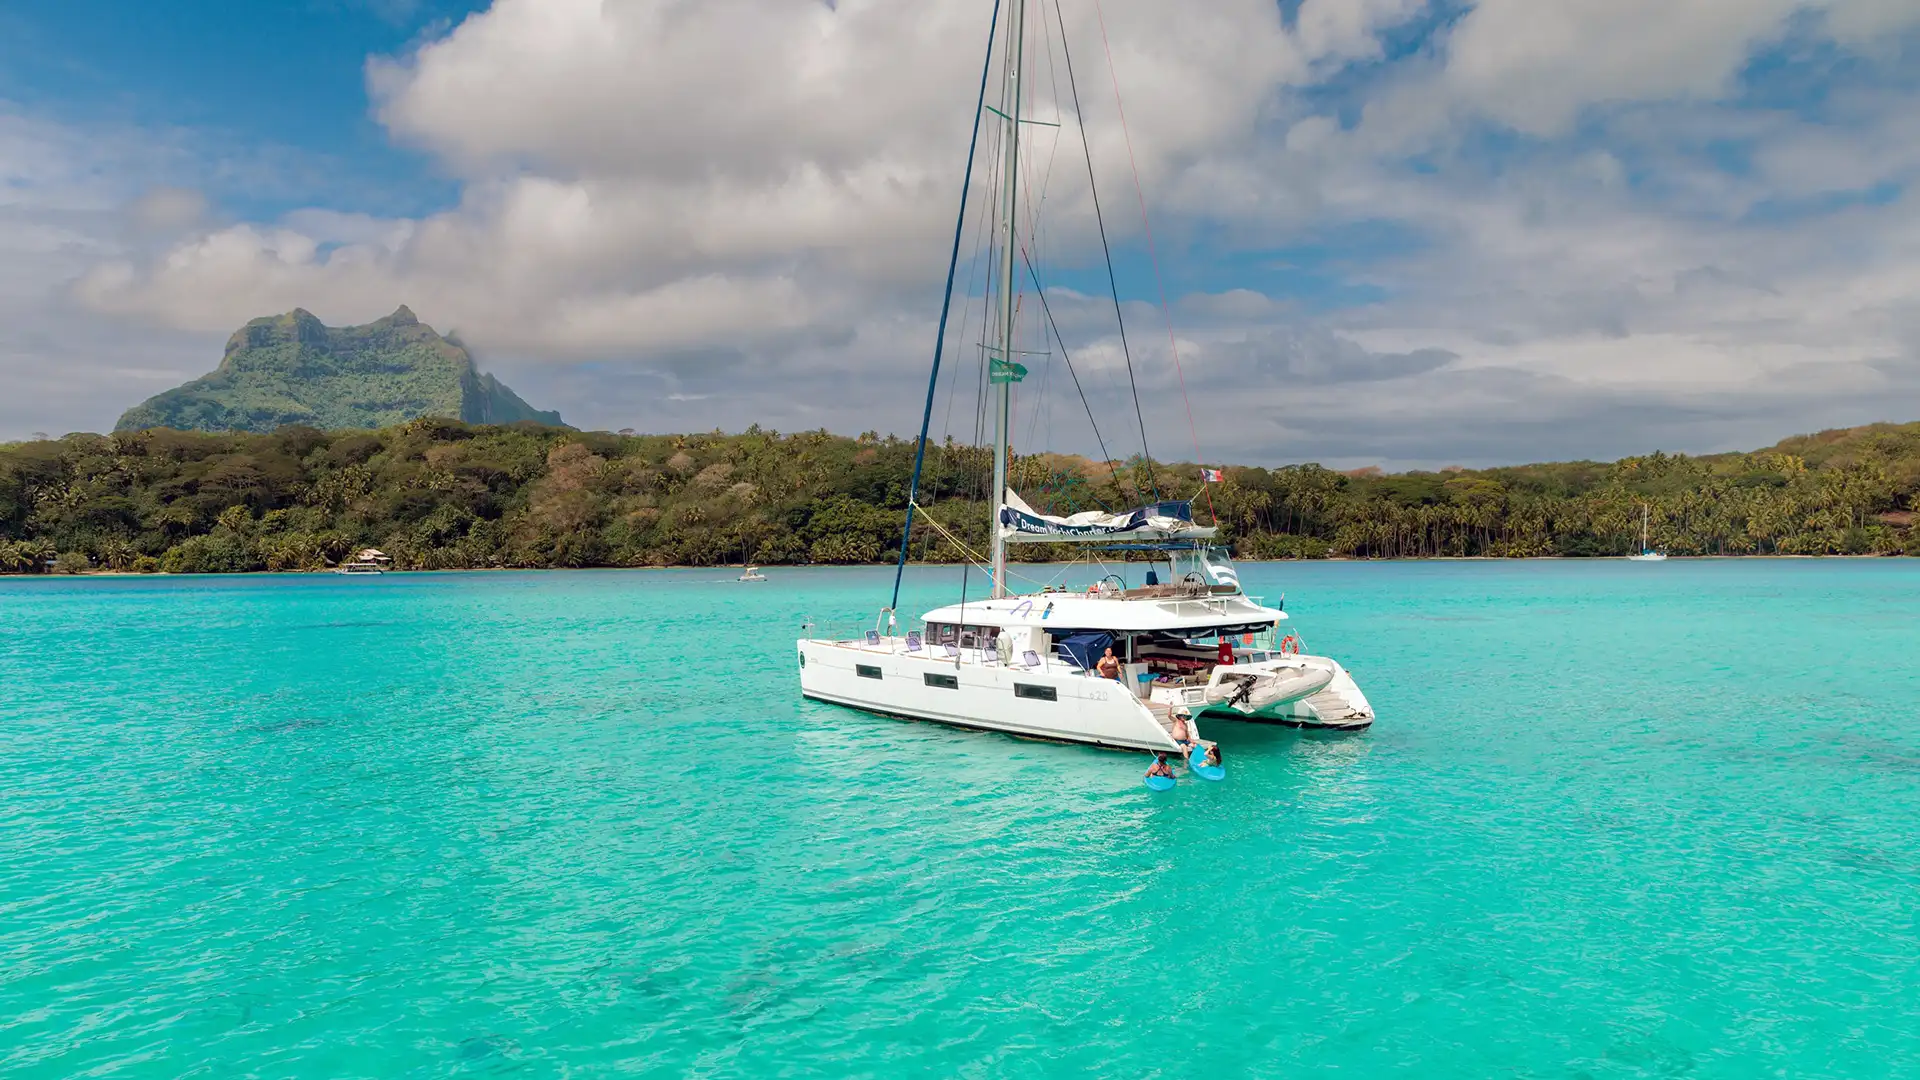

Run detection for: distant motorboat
[[1627, 504, 1667, 561], [738, 566, 768, 582]]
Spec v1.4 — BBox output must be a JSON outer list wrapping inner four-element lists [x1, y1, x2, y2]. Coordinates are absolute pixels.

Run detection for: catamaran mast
[[989, 0, 1025, 599]]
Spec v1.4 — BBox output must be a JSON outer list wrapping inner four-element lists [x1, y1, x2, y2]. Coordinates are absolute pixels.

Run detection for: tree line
[[2, 418, 1916, 574]]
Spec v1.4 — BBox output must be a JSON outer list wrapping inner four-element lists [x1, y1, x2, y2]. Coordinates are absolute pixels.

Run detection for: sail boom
[[997, 491, 1217, 544]]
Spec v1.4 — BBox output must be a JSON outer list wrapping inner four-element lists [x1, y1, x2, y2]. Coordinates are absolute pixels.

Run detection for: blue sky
[[0, 0, 485, 218], [3, 0, 1919, 467]]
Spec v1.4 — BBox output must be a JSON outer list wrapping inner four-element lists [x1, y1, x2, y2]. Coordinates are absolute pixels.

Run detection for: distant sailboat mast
[[1628, 502, 1666, 560], [988, 0, 1026, 600]]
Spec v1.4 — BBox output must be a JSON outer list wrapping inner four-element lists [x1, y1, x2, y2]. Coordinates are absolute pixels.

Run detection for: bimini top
[[919, 589, 1285, 636], [998, 491, 1217, 545]]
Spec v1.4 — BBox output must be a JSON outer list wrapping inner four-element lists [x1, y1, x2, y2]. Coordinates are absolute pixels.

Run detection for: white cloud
[[1820, 0, 1920, 45], [77, 0, 1332, 351], [1440, 0, 1803, 136], [1294, 0, 1429, 68], [5, 0, 1920, 463], [127, 187, 208, 234], [0, 111, 226, 437]]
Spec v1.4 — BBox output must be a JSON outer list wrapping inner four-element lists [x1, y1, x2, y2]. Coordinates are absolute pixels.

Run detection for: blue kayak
[[1143, 773, 1177, 792], [1189, 746, 1225, 782]]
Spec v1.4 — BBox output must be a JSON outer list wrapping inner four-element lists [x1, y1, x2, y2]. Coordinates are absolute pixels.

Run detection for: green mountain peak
[[118, 307, 563, 433]]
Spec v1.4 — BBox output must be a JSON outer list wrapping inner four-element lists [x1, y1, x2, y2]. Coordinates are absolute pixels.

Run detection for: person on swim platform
[[1096, 646, 1122, 681], [1146, 754, 1174, 779]]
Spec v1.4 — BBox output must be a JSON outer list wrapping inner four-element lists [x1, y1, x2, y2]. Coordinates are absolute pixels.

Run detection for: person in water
[[1146, 754, 1174, 779], [1096, 646, 1122, 681], [1169, 707, 1195, 751]]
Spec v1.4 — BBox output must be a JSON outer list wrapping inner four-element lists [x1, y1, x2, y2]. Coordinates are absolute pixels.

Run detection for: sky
[[3, 0, 1919, 468]]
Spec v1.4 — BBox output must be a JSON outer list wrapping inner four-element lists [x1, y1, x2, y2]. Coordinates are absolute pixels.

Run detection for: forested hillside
[[2, 419, 1917, 573]]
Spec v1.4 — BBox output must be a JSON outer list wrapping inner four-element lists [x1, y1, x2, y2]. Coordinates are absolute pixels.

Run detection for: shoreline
[[5, 551, 1911, 579]]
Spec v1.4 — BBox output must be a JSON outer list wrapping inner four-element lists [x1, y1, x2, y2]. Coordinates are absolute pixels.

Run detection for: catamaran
[[1627, 504, 1666, 561], [795, 0, 1373, 755], [798, 502, 1373, 753]]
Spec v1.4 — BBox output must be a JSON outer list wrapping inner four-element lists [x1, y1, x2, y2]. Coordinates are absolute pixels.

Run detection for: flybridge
[[998, 492, 1218, 545]]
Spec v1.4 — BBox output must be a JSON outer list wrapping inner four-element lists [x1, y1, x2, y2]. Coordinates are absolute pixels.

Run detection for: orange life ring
[[1281, 635, 1299, 655]]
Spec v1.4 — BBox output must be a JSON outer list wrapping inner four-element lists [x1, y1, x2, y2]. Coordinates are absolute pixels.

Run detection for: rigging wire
[[949, 92, 1006, 507], [965, 85, 1007, 506], [1053, 0, 1158, 502], [1020, 245, 1122, 504], [934, 123, 997, 504], [1014, 8, 1077, 510], [909, 500, 1081, 592], [1088, 0, 1215, 523], [888, 0, 1003, 615]]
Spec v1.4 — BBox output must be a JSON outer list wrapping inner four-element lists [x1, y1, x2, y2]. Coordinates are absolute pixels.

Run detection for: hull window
[[1013, 683, 1057, 702], [924, 672, 959, 689], [856, 664, 883, 680]]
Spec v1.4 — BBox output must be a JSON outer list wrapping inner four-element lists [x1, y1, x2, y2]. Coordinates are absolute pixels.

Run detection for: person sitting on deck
[[1096, 647, 1122, 682], [1146, 754, 1174, 779], [1169, 708, 1195, 751]]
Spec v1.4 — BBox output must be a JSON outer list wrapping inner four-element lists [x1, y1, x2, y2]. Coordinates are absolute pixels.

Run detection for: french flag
[[1201, 468, 1224, 483]]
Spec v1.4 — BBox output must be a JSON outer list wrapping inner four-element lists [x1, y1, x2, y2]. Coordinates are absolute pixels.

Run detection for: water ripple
[[3, 562, 1919, 1076]]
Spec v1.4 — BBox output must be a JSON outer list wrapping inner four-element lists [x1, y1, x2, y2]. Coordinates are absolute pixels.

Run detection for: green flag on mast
[[989, 356, 1028, 384]]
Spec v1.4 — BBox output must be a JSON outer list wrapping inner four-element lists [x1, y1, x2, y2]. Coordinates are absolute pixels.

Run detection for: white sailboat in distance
[[1627, 504, 1667, 561]]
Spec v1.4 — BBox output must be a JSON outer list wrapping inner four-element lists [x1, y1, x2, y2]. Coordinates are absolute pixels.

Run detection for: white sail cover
[[998, 491, 1218, 544]]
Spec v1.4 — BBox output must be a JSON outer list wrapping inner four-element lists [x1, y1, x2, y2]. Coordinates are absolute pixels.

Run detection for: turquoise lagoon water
[[3, 560, 1919, 1078]]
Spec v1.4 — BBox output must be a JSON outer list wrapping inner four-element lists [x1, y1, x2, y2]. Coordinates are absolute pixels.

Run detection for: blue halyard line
[[891, 0, 1004, 615]]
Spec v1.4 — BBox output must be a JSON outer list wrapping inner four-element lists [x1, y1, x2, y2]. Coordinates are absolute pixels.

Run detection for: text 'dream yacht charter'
[[794, 0, 1373, 755]]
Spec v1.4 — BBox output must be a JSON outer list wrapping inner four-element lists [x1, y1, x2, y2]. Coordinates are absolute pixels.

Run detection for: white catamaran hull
[[799, 639, 1187, 753]]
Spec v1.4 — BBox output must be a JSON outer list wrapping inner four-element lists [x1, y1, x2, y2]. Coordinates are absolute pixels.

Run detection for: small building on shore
[[335, 548, 393, 575]]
